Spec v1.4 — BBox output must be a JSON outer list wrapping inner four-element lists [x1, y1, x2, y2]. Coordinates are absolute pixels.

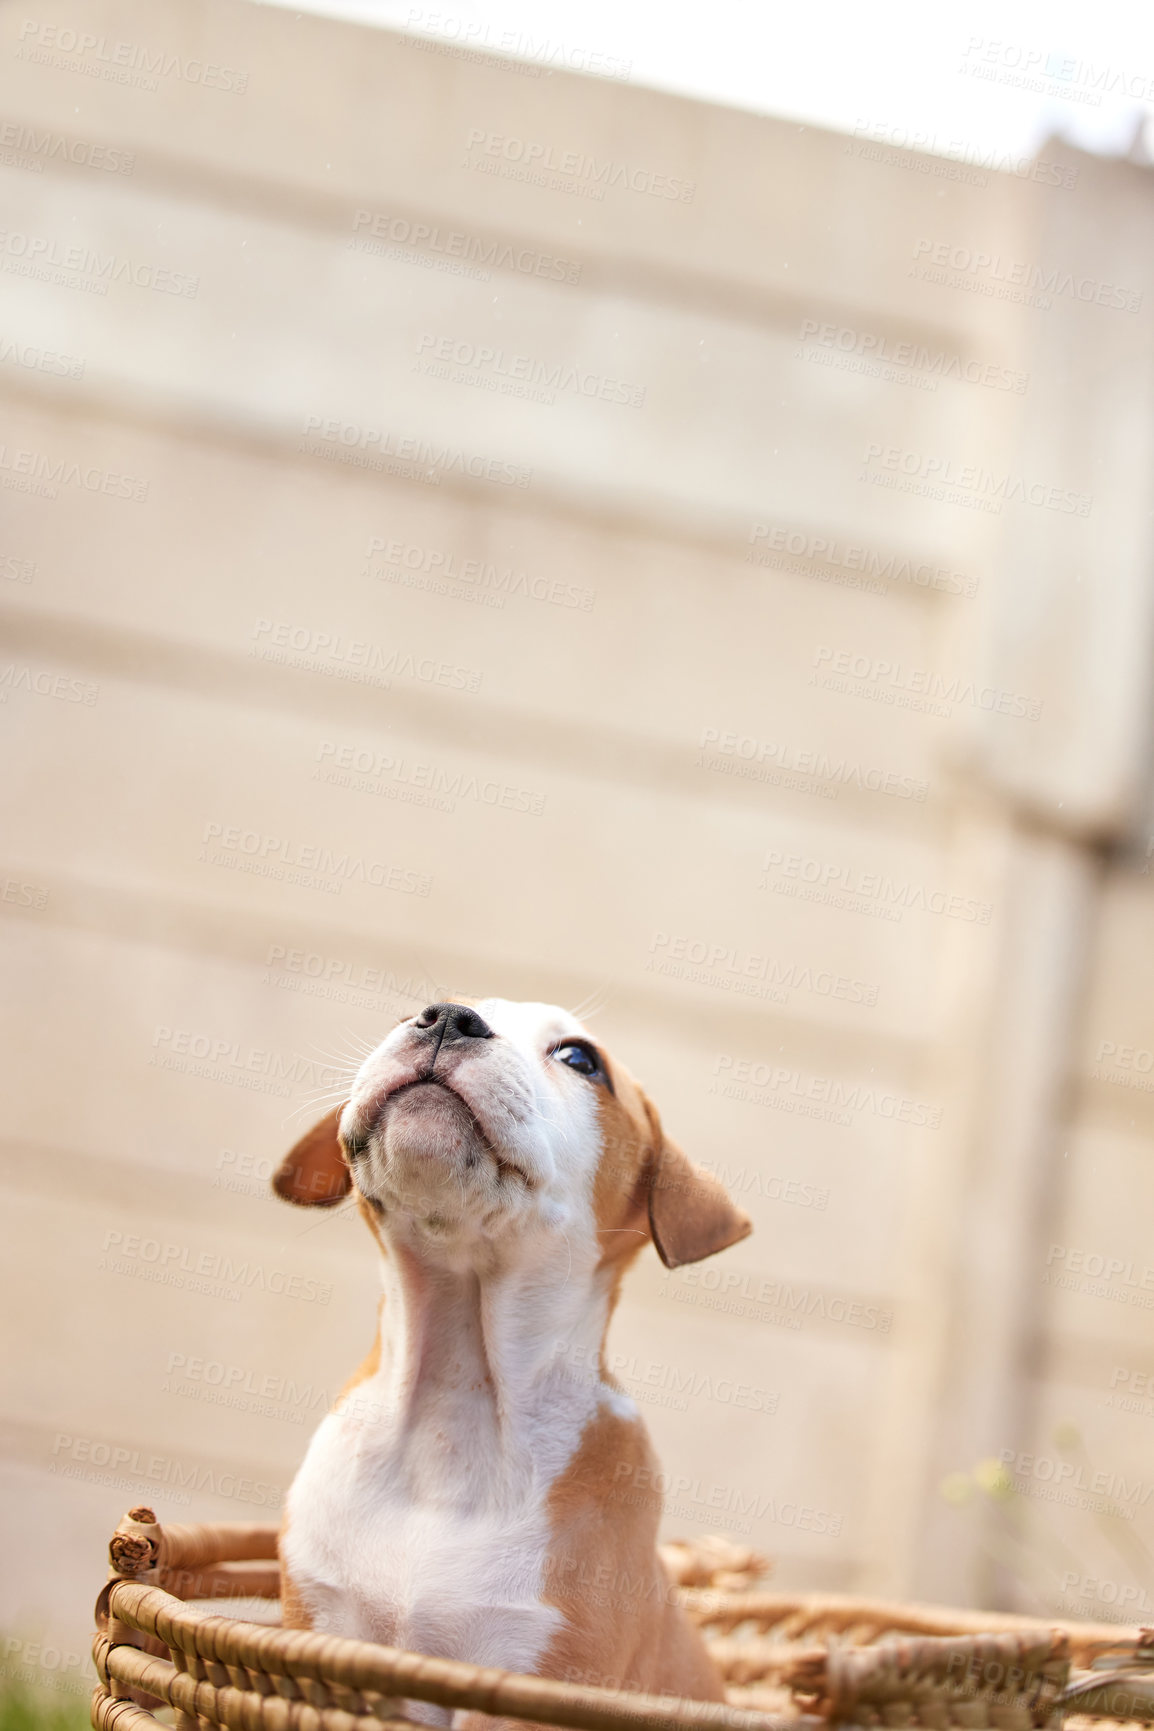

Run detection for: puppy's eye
[[552, 1041, 606, 1083]]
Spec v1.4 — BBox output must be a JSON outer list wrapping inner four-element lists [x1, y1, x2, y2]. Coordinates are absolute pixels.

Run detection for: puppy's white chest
[[283, 1410, 565, 1672]]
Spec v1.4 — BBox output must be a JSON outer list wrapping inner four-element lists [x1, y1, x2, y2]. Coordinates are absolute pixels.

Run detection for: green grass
[[0, 1679, 92, 1731]]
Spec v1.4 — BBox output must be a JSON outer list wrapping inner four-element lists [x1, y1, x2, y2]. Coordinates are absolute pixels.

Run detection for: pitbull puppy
[[274, 998, 751, 1709]]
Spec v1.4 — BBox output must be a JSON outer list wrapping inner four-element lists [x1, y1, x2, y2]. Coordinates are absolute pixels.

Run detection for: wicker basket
[[92, 1509, 1154, 1731]]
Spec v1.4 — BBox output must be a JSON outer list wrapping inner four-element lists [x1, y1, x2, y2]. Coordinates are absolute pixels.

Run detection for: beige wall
[[2, 0, 1154, 1688]]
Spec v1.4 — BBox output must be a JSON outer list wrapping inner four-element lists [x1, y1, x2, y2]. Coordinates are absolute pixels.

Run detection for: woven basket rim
[[95, 1510, 1152, 1731]]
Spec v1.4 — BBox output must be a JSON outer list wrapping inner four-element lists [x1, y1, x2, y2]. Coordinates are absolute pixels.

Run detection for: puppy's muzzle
[[340, 1003, 494, 1160]]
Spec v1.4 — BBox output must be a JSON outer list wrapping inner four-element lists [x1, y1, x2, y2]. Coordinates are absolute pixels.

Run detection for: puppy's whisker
[[290, 1085, 353, 1111], [567, 982, 613, 1023], [522, 1099, 563, 1129], [303, 1043, 370, 1074], [302, 1062, 365, 1090], [340, 1034, 382, 1059], [293, 1196, 361, 1237], [309, 1040, 374, 1066], [299, 1069, 359, 1092], [283, 1099, 340, 1124], [283, 1092, 351, 1128]]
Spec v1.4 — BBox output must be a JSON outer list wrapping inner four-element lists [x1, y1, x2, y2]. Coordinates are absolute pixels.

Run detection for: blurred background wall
[[3, 0, 1154, 1693]]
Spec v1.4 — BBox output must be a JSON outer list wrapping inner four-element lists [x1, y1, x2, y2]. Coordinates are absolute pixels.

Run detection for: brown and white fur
[[273, 998, 752, 1711]]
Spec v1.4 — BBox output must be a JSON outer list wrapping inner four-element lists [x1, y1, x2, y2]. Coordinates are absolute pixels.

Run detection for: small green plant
[[940, 1423, 1154, 1612]]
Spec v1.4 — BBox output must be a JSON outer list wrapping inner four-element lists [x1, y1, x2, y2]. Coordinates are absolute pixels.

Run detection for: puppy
[[273, 998, 751, 1707]]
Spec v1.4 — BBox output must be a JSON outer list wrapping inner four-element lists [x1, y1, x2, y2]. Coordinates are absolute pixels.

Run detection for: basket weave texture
[[92, 1510, 1154, 1731]]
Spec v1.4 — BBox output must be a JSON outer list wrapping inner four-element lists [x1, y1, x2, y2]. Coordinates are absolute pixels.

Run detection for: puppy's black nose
[[414, 1002, 494, 1043]]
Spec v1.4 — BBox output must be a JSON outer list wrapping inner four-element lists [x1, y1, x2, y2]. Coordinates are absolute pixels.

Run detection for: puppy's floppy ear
[[646, 1111, 752, 1269], [273, 1106, 351, 1207]]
